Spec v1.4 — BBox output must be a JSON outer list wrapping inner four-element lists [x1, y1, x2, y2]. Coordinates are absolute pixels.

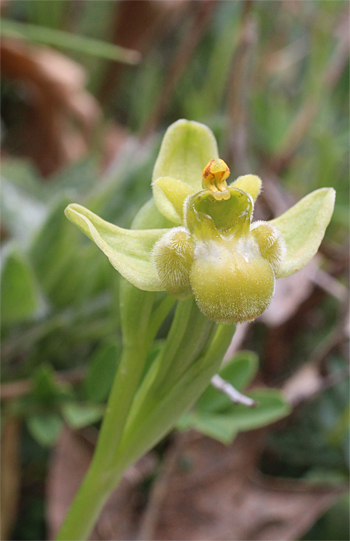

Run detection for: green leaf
[[152, 120, 218, 191], [85, 341, 121, 403], [61, 402, 104, 430], [223, 388, 291, 432], [31, 364, 71, 405], [197, 351, 259, 413], [1, 247, 41, 324], [1, 19, 141, 65], [152, 177, 194, 224], [270, 188, 335, 278], [65, 203, 169, 291], [32, 365, 60, 403], [29, 192, 106, 307], [29, 194, 81, 303], [178, 411, 237, 444], [178, 389, 290, 445], [26, 413, 63, 447]]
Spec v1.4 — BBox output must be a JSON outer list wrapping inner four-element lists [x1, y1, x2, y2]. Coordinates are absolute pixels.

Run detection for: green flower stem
[[55, 459, 118, 541], [93, 283, 156, 469], [114, 322, 236, 474], [56, 283, 156, 541], [147, 294, 176, 342], [56, 349, 145, 541], [56, 289, 234, 541]]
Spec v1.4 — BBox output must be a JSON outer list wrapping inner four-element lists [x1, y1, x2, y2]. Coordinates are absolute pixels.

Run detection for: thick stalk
[[56, 283, 155, 540], [55, 462, 118, 541], [56, 292, 234, 541], [55, 338, 147, 541], [114, 323, 236, 474]]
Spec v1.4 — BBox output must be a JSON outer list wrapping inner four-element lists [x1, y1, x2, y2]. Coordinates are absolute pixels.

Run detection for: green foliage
[[1, 19, 140, 64], [178, 389, 290, 445], [1, 247, 41, 323], [27, 413, 63, 447], [61, 402, 104, 430], [32, 364, 70, 405], [197, 351, 259, 411], [84, 340, 121, 403], [178, 352, 291, 444]]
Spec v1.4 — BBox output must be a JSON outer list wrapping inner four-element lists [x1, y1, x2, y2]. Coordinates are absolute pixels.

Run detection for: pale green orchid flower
[[58, 119, 335, 541], [65, 119, 335, 324]]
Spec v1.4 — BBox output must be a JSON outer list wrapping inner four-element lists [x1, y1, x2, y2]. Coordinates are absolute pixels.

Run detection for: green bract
[[65, 119, 335, 324]]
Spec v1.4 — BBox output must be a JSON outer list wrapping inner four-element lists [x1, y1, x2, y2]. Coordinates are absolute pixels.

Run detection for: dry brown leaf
[[1, 417, 21, 541], [46, 426, 157, 540], [1, 38, 101, 176], [149, 433, 345, 541], [46, 428, 344, 541], [283, 363, 323, 405]]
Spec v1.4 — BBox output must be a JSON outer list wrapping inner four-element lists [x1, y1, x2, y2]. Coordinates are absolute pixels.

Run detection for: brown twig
[[141, 0, 216, 139]]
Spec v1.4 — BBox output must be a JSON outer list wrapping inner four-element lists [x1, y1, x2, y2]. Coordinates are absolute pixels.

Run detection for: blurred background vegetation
[[1, 1, 349, 540]]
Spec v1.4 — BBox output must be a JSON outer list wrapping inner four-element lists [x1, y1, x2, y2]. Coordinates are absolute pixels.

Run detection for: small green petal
[[152, 177, 194, 224], [65, 204, 169, 291], [270, 188, 335, 278], [230, 174, 262, 201], [152, 119, 219, 191]]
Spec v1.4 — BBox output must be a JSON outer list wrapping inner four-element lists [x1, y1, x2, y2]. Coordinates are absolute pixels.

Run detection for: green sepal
[[65, 203, 169, 291], [152, 177, 194, 224], [230, 174, 262, 202], [270, 188, 335, 278], [152, 119, 218, 191]]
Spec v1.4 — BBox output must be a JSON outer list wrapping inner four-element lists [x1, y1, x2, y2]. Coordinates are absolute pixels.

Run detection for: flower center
[[202, 159, 231, 200], [185, 187, 253, 240]]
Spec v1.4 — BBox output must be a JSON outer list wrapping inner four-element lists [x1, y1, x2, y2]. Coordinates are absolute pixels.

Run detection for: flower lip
[[185, 186, 253, 239]]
